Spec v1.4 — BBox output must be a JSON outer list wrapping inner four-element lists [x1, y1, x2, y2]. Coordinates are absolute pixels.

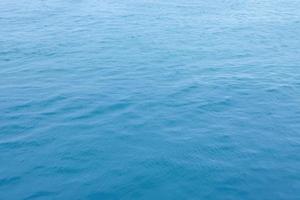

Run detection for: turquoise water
[[1, 0, 300, 199]]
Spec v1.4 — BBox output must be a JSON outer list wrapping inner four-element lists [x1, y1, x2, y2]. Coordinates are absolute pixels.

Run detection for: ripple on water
[[1, 0, 300, 199]]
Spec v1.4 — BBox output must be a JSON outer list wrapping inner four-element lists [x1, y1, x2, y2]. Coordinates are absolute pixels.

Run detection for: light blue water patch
[[1, 0, 300, 199]]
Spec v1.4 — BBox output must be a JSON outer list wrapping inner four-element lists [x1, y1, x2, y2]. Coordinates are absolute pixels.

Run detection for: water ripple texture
[[1, 0, 300, 199]]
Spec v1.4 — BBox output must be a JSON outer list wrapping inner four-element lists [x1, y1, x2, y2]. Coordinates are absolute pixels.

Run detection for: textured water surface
[[1, 0, 300, 199]]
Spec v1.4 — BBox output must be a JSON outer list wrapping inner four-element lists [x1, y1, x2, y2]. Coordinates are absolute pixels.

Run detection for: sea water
[[1, 0, 300, 199]]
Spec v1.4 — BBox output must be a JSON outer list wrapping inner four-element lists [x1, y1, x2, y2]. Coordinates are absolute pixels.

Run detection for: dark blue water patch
[[1, 0, 300, 199]]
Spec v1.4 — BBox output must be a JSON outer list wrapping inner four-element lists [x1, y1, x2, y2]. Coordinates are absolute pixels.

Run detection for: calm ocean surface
[[1, 0, 300, 199]]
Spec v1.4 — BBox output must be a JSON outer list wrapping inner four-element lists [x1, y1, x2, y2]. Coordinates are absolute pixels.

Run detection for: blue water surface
[[1, 0, 300, 199]]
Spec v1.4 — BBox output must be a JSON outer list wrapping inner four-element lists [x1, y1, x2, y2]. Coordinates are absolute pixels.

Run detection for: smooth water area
[[1, 0, 300, 199]]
